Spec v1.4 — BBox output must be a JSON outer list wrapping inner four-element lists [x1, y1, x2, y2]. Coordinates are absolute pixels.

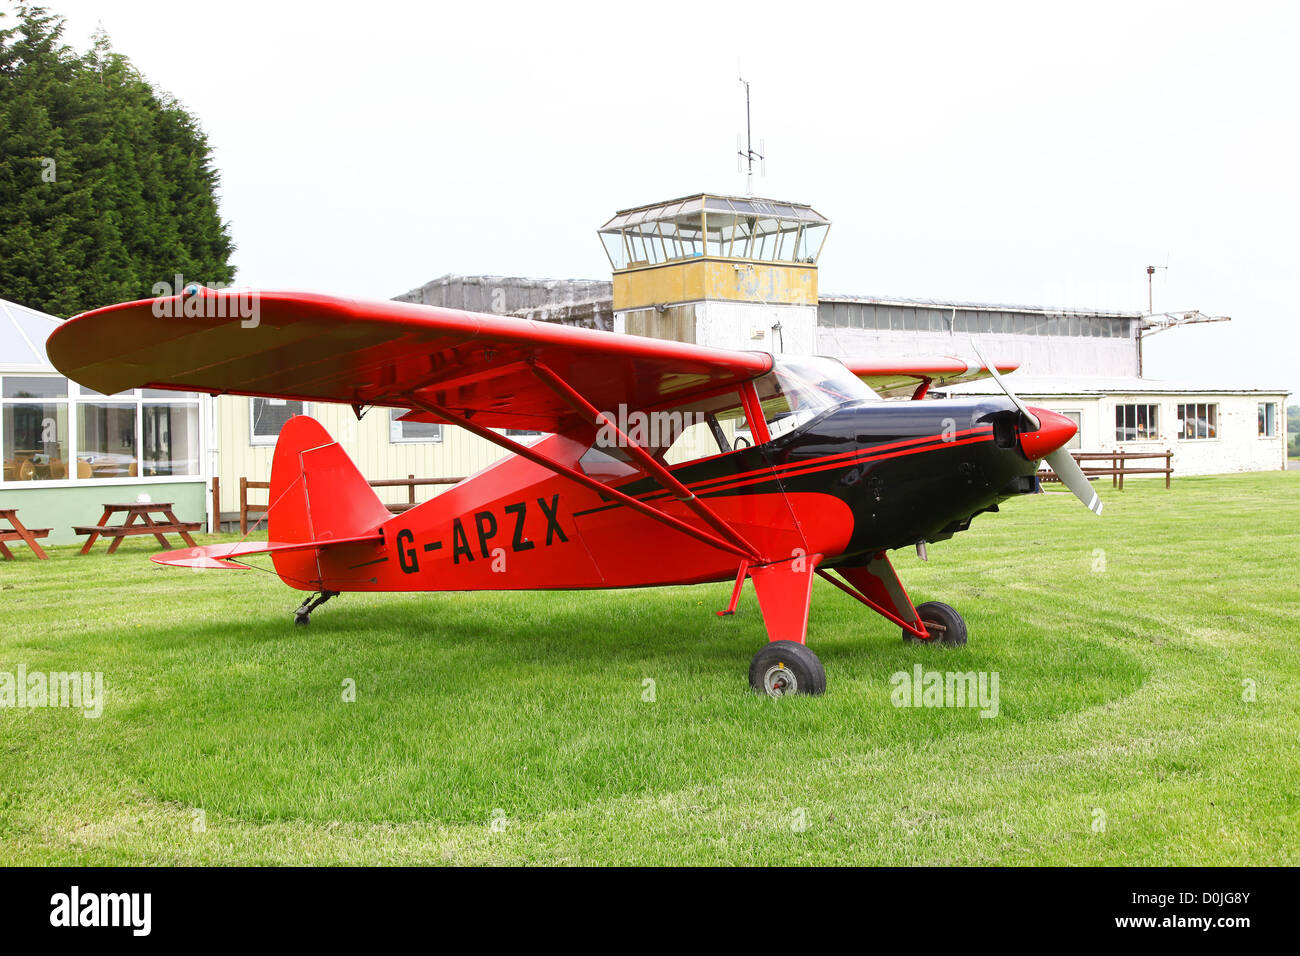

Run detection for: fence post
[[1166, 450, 1172, 489], [239, 477, 248, 536], [211, 476, 220, 535], [409, 474, 416, 508]]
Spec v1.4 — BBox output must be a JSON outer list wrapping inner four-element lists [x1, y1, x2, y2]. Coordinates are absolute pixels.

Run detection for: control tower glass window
[[599, 194, 829, 270]]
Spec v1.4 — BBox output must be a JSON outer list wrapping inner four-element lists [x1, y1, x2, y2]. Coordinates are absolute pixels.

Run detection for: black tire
[[903, 601, 968, 646], [749, 640, 826, 697], [293, 613, 310, 627]]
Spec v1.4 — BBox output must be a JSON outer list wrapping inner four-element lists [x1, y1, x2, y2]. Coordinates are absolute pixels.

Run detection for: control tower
[[597, 193, 829, 354]]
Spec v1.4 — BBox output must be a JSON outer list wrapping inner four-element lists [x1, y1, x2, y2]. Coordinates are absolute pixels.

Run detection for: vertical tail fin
[[268, 416, 390, 585]]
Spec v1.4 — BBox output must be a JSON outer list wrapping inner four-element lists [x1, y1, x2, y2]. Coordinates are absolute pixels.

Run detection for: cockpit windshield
[[773, 356, 879, 409], [756, 356, 880, 439]]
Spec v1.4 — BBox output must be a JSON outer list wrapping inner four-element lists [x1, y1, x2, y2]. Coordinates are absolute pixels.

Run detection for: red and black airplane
[[48, 287, 1099, 696]]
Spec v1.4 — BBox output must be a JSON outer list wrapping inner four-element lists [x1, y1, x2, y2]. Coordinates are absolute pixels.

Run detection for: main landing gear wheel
[[749, 640, 827, 698], [903, 601, 968, 646]]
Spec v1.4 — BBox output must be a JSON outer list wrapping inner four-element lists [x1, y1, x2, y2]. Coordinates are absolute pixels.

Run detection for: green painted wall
[[0, 482, 206, 546]]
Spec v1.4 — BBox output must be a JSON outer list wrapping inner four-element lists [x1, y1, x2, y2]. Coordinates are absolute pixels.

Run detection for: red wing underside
[[846, 357, 1019, 398], [46, 289, 773, 435]]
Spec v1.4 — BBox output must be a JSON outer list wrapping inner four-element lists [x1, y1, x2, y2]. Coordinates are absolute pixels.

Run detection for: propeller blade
[[968, 338, 1102, 515], [1046, 447, 1104, 515], [969, 339, 1039, 430]]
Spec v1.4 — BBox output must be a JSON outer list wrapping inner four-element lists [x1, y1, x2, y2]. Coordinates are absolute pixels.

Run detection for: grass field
[[1, 472, 1297, 865]]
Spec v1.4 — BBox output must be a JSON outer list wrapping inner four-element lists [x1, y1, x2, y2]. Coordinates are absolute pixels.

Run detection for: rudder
[[268, 416, 390, 587]]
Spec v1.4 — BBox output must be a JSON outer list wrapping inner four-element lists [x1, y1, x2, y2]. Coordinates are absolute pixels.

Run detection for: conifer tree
[[0, 4, 234, 317]]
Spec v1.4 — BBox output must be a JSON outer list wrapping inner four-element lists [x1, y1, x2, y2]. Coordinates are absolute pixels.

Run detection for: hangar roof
[[945, 375, 1290, 396]]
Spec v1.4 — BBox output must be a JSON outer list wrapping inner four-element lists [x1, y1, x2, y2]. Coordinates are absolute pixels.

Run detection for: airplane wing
[[844, 357, 1020, 398], [46, 288, 773, 434]]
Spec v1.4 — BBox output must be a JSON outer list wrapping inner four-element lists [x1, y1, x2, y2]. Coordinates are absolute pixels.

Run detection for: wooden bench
[[0, 508, 50, 560], [73, 503, 201, 554], [1041, 450, 1173, 490]]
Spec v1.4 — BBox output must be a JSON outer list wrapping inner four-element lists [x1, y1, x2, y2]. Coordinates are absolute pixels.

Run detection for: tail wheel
[[903, 601, 968, 646], [749, 640, 826, 698]]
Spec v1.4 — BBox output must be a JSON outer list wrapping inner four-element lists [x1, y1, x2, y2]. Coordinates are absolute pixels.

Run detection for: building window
[[1115, 403, 1159, 442], [1060, 410, 1082, 450], [78, 401, 138, 477], [142, 399, 200, 476], [1176, 403, 1218, 440], [1, 374, 200, 484], [389, 408, 442, 443], [251, 398, 305, 446], [2, 376, 69, 481], [1258, 402, 1278, 437]]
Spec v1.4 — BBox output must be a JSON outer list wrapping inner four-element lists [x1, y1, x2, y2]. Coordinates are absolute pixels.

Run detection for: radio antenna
[[737, 76, 765, 195]]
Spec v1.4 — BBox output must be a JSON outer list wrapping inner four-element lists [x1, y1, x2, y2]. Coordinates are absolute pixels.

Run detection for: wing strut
[[403, 394, 758, 562], [527, 361, 760, 560]]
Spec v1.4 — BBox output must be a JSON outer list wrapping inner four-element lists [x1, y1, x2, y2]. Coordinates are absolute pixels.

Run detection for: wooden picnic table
[[73, 502, 201, 555], [0, 508, 50, 560]]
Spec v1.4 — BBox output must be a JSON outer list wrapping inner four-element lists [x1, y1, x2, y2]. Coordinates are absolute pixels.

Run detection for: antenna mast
[[737, 76, 764, 195], [1136, 262, 1230, 375]]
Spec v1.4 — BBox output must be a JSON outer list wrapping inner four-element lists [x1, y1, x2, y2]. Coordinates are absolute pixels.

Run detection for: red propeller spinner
[[1019, 406, 1079, 461]]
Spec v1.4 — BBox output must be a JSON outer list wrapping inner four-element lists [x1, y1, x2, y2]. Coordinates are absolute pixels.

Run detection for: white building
[[944, 376, 1289, 475]]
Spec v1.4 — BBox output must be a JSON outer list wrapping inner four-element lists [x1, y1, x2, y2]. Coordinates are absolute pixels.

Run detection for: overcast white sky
[[25, 0, 1300, 393]]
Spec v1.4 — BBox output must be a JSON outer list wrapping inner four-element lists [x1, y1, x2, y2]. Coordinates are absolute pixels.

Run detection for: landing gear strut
[[749, 640, 826, 698], [293, 590, 339, 627]]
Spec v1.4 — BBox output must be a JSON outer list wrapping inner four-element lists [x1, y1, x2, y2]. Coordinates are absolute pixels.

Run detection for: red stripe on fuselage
[[694, 433, 997, 498], [677, 424, 993, 498], [577, 426, 996, 516]]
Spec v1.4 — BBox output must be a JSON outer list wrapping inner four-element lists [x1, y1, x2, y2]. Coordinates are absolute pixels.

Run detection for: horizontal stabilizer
[[151, 533, 385, 570]]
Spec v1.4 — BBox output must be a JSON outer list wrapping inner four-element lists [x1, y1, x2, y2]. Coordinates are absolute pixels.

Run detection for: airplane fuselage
[[301, 396, 1038, 593]]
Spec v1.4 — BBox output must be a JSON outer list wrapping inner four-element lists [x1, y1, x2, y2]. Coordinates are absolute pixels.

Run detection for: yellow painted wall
[[613, 259, 817, 311], [214, 396, 513, 512]]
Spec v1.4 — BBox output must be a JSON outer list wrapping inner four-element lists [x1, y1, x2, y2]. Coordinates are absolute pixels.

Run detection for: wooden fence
[[238, 474, 464, 534], [1040, 450, 1173, 490]]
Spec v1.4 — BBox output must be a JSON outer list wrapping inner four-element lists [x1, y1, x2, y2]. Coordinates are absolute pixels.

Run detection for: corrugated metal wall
[[622, 304, 697, 343], [817, 300, 1138, 338]]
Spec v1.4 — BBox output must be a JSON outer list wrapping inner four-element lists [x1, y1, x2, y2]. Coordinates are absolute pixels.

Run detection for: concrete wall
[[617, 300, 817, 356], [0, 481, 206, 546]]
